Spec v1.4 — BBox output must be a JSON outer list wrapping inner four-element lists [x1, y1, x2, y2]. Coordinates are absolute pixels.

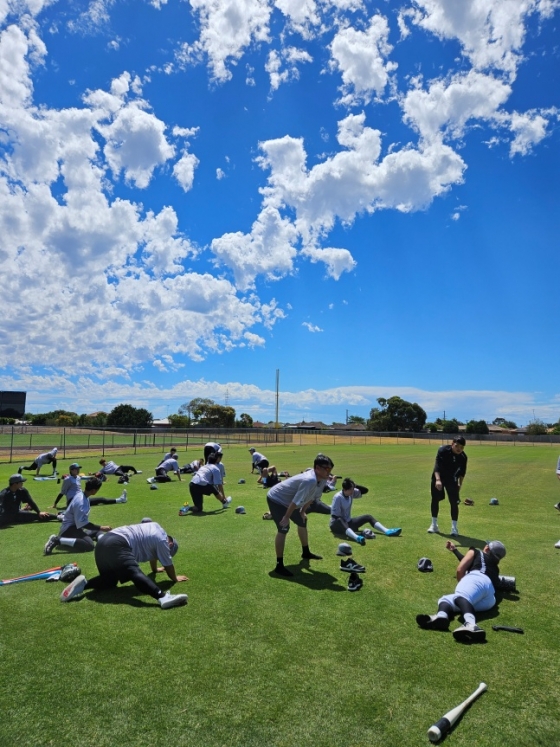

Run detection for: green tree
[[236, 413, 253, 428], [367, 396, 427, 432], [465, 420, 489, 434], [200, 404, 236, 428], [168, 414, 191, 428], [441, 418, 460, 434], [425, 422, 439, 432], [347, 415, 366, 425], [179, 398, 215, 421], [106, 404, 153, 428], [492, 417, 518, 429], [525, 419, 548, 436]]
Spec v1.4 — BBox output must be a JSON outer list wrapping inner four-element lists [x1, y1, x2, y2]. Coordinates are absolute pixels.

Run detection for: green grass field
[[1, 444, 559, 747]]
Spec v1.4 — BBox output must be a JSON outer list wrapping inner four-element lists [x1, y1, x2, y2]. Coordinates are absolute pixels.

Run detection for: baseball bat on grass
[[427, 682, 487, 742]]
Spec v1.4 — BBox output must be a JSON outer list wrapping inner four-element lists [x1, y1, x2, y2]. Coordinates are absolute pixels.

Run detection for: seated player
[[59, 520, 188, 609], [0, 475, 57, 527], [416, 540, 507, 643], [329, 478, 401, 543], [261, 465, 281, 489], [43, 477, 112, 555], [53, 463, 128, 511], [19, 447, 58, 476]]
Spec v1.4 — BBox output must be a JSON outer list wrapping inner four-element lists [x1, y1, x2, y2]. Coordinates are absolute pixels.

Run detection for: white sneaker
[[117, 490, 127, 503], [450, 527, 459, 536], [60, 574, 87, 602], [223, 496, 232, 506], [136, 470, 143, 474], [159, 592, 188, 609], [555, 540, 560, 548], [427, 524, 439, 533], [147, 477, 155, 484]]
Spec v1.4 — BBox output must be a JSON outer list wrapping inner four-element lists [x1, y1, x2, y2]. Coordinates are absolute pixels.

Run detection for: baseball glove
[[464, 498, 475, 506], [59, 564, 81, 582]]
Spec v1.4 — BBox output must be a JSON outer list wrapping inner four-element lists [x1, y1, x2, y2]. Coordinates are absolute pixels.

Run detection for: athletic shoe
[[159, 592, 188, 609], [453, 623, 486, 643], [302, 551, 323, 560], [362, 528, 375, 539], [427, 524, 439, 533], [136, 470, 143, 474], [356, 535, 366, 546], [348, 573, 363, 592], [56, 512, 65, 522], [555, 540, 560, 548], [44, 534, 60, 555], [554, 503, 560, 512], [146, 477, 155, 484], [273, 564, 293, 577], [17, 466, 23, 474], [385, 528, 402, 537], [450, 527, 459, 537], [117, 490, 127, 503], [416, 613, 450, 631], [222, 496, 232, 507], [60, 574, 87, 602], [340, 558, 366, 574]]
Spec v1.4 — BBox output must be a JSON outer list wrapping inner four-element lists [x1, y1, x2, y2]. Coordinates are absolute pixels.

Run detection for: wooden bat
[[427, 682, 487, 742]]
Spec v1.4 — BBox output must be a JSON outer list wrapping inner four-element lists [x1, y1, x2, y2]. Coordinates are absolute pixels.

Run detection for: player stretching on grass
[[416, 540, 506, 643], [0, 475, 57, 527], [428, 436, 467, 536], [53, 463, 128, 510], [59, 521, 188, 609], [329, 478, 401, 543], [44, 478, 111, 555], [19, 447, 58, 476], [266, 453, 334, 577]]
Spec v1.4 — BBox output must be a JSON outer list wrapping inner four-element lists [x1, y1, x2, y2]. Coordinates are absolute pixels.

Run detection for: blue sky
[[1, 0, 559, 425]]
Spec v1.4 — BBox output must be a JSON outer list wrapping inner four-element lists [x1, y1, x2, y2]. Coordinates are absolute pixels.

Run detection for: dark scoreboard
[[0, 391, 27, 419]]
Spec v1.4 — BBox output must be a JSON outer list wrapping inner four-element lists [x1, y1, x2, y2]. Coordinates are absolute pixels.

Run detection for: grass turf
[[0, 443, 559, 746]]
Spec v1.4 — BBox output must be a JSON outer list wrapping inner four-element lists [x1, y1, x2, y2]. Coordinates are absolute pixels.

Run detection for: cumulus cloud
[[508, 108, 555, 155], [329, 15, 397, 105], [302, 321, 323, 332], [177, 0, 272, 82], [265, 46, 313, 91]]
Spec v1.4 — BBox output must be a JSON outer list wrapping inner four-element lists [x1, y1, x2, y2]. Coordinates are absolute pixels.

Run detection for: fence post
[[10, 425, 14, 464], [102, 429, 105, 457], [63, 428, 66, 459]]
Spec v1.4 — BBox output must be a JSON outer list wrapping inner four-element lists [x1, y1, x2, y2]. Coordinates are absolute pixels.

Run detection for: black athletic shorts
[[266, 497, 307, 534]]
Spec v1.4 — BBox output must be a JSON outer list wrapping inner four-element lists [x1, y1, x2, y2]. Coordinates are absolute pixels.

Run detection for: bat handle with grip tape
[[427, 718, 451, 742], [492, 625, 524, 634]]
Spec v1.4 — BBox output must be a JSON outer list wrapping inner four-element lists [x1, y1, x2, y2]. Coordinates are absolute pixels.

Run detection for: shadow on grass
[[83, 578, 180, 607], [438, 533, 488, 549], [268, 561, 346, 592]]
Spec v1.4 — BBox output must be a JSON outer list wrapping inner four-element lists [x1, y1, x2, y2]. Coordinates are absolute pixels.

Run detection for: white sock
[[464, 612, 476, 626], [436, 611, 449, 620], [431, 517, 439, 527], [451, 521, 458, 532], [59, 538, 76, 547], [374, 521, 388, 533], [345, 528, 359, 541]]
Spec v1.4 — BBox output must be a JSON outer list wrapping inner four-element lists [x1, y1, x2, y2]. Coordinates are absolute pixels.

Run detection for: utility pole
[[275, 369, 280, 429]]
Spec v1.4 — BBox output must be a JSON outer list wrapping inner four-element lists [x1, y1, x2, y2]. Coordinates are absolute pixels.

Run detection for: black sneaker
[[348, 573, 363, 592], [453, 623, 486, 643], [340, 558, 366, 574], [301, 551, 322, 560], [416, 614, 450, 631]]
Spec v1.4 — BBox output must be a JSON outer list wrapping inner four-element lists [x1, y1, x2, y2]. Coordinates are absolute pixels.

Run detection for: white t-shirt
[[191, 464, 222, 487], [60, 490, 91, 533], [36, 447, 58, 467], [267, 470, 327, 509], [158, 458, 180, 474], [111, 522, 174, 566], [100, 461, 119, 475], [61, 474, 81, 503], [329, 488, 362, 527], [251, 452, 266, 465]]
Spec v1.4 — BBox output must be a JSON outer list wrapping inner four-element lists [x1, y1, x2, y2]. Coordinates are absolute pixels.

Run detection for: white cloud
[[329, 15, 397, 105], [265, 46, 312, 91], [178, 0, 272, 82], [508, 108, 554, 155], [173, 151, 199, 191], [409, 0, 559, 76], [216, 167, 226, 179], [302, 321, 323, 332], [274, 0, 320, 38], [301, 245, 356, 279]]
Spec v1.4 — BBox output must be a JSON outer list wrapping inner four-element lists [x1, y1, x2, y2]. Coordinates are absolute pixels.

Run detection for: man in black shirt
[[0, 475, 57, 527], [428, 436, 467, 536]]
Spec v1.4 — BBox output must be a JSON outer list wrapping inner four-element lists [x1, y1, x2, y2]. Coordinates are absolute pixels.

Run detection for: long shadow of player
[[268, 563, 346, 592]]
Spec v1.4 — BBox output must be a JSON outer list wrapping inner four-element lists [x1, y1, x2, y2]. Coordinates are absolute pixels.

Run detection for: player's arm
[[160, 563, 188, 582], [456, 549, 475, 581]]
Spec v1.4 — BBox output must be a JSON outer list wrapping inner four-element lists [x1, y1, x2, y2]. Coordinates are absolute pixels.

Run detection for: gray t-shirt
[[111, 522, 173, 566], [267, 470, 327, 509]]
